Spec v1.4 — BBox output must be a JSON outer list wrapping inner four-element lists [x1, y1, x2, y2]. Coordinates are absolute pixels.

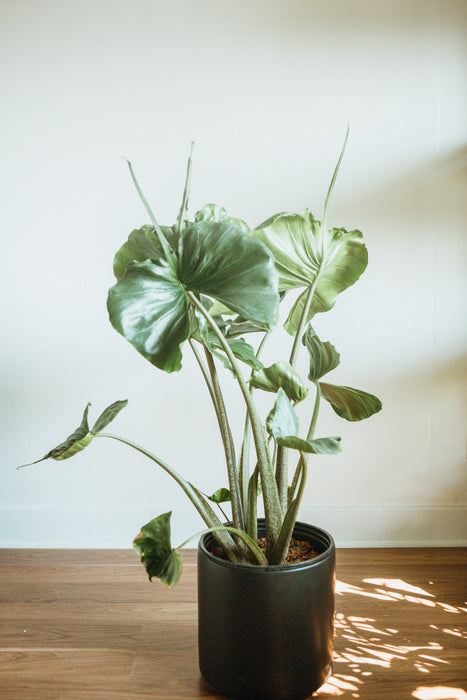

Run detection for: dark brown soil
[[211, 537, 319, 565]]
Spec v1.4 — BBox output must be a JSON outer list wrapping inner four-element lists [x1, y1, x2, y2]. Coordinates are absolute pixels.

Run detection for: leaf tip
[[16, 457, 45, 470]]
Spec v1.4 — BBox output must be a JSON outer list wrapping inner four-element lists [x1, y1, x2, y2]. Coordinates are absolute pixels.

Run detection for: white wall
[[1, 0, 466, 547]]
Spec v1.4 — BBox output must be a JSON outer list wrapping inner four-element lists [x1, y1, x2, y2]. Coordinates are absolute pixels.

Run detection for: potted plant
[[19, 134, 382, 700]]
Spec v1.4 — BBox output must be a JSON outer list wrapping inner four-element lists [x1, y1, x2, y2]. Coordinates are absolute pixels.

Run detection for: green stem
[[287, 459, 302, 508], [275, 444, 288, 514], [279, 280, 320, 512], [124, 159, 175, 263], [203, 347, 244, 531], [306, 382, 321, 441], [245, 464, 259, 540], [177, 525, 268, 566], [176, 142, 195, 236], [96, 432, 241, 560], [189, 339, 223, 428], [289, 275, 320, 368], [269, 453, 307, 565], [288, 129, 349, 369], [187, 292, 282, 543], [323, 126, 349, 231], [239, 330, 271, 513], [287, 383, 321, 509]]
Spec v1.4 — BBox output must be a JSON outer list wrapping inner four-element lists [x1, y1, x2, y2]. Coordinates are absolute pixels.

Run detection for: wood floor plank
[[0, 548, 465, 699]]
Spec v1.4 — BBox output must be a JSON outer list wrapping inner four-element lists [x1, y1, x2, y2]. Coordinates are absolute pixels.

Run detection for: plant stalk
[[176, 141, 195, 236], [96, 432, 241, 561], [125, 159, 175, 263], [306, 382, 321, 441], [187, 291, 282, 544], [189, 339, 221, 422], [239, 330, 271, 514], [203, 347, 244, 531], [288, 275, 320, 368]]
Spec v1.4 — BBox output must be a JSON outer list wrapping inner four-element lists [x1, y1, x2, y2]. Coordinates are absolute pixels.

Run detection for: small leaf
[[303, 326, 340, 381], [54, 433, 94, 460], [17, 401, 127, 469], [320, 382, 382, 421], [133, 512, 182, 588], [208, 488, 231, 504], [266, 388, 299, 440], [225, 318, 270, 338], [211, 337, 264, 375], [250, 362, 308, 403], [37, 403, 92, 464], [113, 225, 179, 281], [194, 203, 249, 234], [91, 399, 128, 434], [196, 313, 264, 374], [277, 435, 342, 454]]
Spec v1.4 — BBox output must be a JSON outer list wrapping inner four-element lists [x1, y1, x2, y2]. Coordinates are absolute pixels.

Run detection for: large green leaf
[[250, 362, 308, 403], [320, 382, 382, 421], [133, 512, 182, 588], [179, 221, 279, 328], [252, 210, 368, 334], [108, 258, 191, 373], [108, 221, 279, 373], [303, 326, 340, 381], [113, 225, 179, 281], [194, 203, 249, 234]]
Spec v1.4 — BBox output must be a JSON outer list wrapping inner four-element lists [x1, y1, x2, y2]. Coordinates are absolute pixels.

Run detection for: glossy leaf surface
[[250, 362, 308, 403], [108, 258, 190, 373], [179, 221, 279, 328], [108, 221, 279, 372], [252, 210, 368, 334], [320, 382, 382, 421], [133, 512, 182, 588]]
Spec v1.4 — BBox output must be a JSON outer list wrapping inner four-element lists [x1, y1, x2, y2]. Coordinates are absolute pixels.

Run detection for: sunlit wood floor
[[0, 548, 465, 699]]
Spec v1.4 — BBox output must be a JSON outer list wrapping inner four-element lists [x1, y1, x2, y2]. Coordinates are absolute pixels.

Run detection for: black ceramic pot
[[198, 519, 335, 700]]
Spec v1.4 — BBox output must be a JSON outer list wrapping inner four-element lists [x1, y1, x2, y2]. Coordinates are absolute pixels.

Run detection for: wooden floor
[[0, 549, 465, 699]]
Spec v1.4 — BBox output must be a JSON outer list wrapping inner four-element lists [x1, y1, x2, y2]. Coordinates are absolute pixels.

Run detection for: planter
[[198, 519, 335, 700]]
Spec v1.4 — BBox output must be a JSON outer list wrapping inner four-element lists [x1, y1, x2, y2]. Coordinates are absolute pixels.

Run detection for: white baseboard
[[0, 505, 466, 548]]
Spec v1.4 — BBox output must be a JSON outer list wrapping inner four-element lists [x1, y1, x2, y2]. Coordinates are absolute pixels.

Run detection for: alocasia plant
[[19, 133, 381, 586]]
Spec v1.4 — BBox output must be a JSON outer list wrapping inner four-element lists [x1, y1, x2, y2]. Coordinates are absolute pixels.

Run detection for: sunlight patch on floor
[[314, 577, 466, 697], [412, 686, 467, 699], [364, 578, 435, 598]]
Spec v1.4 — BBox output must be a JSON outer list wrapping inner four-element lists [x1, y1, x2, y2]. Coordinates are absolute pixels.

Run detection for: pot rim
[[198, 519, 335, 573]]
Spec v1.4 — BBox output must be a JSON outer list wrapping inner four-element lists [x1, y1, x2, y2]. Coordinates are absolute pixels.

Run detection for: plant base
[[198, 520, 335, 700]]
